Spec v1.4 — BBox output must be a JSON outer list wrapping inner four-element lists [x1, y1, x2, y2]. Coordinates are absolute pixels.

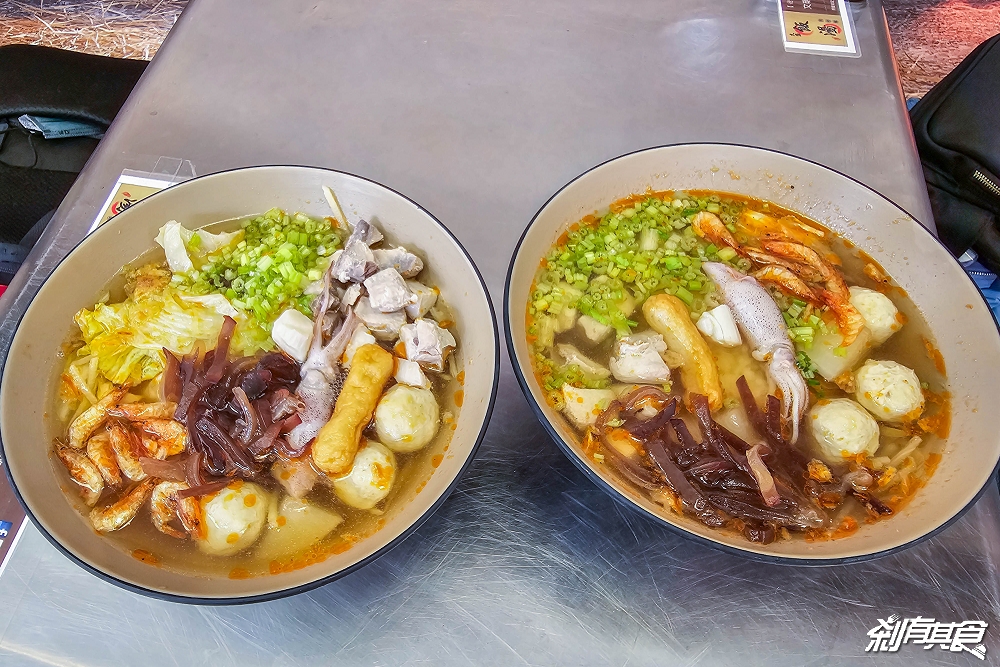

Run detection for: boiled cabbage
[[73, 287, 239, 386], [154, 220, 243, 275]]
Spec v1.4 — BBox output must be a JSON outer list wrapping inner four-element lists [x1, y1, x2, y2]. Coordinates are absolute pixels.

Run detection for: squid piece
[[702, 262, 808, 442], [68, 387, 126, 448], [641, 294, 724, 411], [56, 445, 104, 506], [90, 479, 154, 532], [287, 275, 358, 451], [312, 343, 395, 476]]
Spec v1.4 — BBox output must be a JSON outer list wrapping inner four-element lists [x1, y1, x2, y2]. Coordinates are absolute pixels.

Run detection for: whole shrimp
[[90, 480, 154, 532], [761, 240, 865, 347], [703, 262, 808, 442], [151, 481, 204, 539]]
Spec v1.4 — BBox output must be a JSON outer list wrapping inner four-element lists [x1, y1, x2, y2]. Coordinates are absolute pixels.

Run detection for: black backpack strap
[[0, 44, 147, 126]]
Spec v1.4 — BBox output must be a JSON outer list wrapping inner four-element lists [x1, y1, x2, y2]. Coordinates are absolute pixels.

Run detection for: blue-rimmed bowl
[[1, 165, 499, 602], [505, 143, 1000, 563]]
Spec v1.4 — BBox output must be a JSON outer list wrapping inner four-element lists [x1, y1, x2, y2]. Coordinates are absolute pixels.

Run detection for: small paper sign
[[91, 174, 176, 233], [777, 0, 859, 57]]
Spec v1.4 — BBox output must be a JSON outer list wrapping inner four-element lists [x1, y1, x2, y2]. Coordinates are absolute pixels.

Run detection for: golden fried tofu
[[642, 294, 724, 411], [312, 344, 394, 476]]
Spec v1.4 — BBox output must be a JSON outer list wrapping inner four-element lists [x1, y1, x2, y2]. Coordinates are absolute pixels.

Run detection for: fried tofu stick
[[643, 294, 724, 412], [312, 344, 394, 476]]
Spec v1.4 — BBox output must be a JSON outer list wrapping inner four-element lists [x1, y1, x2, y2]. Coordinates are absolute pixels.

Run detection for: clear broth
[[50, 218, 462, 577], [529, 191, 948, 541]]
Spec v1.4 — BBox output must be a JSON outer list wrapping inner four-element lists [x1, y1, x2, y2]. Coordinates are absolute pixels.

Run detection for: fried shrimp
[[752, 266, 821, 304], [151, 481, 203, 539], [761, 240, 865, 346]]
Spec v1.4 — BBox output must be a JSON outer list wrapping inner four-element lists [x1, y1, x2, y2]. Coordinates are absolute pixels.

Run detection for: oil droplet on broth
[[132, 549, 159, 565]]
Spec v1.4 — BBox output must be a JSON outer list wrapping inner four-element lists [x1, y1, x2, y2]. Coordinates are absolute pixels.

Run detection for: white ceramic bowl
[[1, 165, 499, 602], [505, 144, 1000, 563]]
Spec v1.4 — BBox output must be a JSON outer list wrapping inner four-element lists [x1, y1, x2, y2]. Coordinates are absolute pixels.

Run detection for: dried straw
[[884, 0, 1000, 98], [0, 0, 187, 60]]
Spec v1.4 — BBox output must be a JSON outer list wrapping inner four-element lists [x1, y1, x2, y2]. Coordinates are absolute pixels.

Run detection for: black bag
[[0, 45, 146, 283], [910, 34, 1000, 272]]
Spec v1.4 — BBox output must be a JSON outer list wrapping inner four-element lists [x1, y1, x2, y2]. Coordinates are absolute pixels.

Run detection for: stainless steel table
[[1, 1, 996, 665]]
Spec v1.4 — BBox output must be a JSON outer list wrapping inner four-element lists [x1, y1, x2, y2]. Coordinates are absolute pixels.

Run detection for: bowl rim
[[0, 164, 501, 604], [503, 141, 1000, 566]]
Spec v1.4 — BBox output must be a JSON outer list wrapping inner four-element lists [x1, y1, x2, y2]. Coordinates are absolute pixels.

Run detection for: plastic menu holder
[[91, 157, 196, 232], [776, 0, 860, 58]]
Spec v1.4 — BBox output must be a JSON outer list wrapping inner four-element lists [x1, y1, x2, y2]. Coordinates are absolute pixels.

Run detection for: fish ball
[[809, 398, 880, 461], [855, 359, 924, 422], [849, 287, 902, 345], [375, 384, 440, 453], [198, 482, 269, 556], [333, 441, 397, 509]]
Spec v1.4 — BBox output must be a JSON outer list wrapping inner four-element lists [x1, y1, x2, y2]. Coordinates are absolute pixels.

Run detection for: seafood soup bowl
[[505, 143, 1000, 563], [0, 165, 499, 602]]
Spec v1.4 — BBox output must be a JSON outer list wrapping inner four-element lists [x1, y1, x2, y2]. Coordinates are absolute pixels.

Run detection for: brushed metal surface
[[2, 0, 996, 665]]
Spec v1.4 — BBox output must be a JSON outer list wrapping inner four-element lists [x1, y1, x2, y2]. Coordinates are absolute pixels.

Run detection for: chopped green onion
[[177, 207, 342, 340], [717, 246, 738, 262]]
